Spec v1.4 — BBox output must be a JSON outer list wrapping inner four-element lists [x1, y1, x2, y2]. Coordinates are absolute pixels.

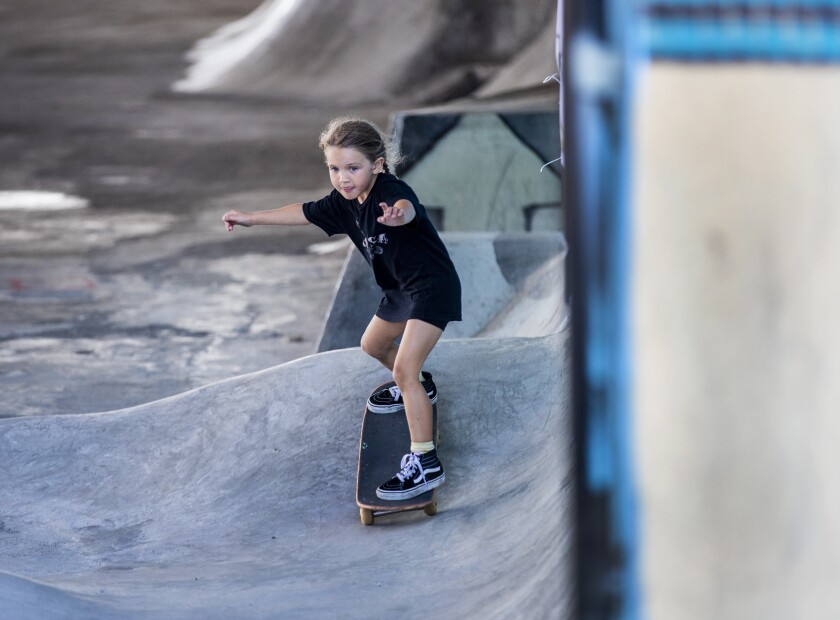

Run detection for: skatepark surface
[[0, 0, 568, 616], [0, 235, 571, 619]]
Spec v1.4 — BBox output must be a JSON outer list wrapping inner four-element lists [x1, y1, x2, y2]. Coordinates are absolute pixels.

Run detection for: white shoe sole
[[367, 392, 437, 414], [375, 472, 445, 500]]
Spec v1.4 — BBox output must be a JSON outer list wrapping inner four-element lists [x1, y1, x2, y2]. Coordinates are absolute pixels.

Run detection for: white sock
[[411, 441, 435, 454]]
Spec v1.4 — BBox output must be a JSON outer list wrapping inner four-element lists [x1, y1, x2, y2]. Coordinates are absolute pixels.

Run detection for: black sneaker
[[376, 449, 445, 501], [367, 371, 437, 414]]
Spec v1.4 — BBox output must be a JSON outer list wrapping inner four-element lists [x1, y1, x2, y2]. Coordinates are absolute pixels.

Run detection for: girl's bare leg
[[391, 319, 443, 444], [360, 316, 406, 371]]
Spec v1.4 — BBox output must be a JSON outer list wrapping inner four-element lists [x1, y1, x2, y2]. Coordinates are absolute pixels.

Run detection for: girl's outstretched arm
[[223, 203, 309, 231]]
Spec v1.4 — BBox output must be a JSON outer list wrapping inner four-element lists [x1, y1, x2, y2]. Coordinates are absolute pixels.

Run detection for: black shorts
[[375, 288, 460, 332]]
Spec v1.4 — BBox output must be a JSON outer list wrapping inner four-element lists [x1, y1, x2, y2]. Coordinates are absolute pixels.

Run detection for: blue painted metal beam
[[563, 1, 639, 617], [638, 1, 840, 61]]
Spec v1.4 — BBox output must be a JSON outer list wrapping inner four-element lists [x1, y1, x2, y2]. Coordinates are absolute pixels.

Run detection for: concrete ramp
[[317, 232, 568, 351], [0, 571, 129, 620], [173, 0, 557, 105], [0, 332, 571, 618], [478, 252, 566, 338], [0, 231, 571, 617]]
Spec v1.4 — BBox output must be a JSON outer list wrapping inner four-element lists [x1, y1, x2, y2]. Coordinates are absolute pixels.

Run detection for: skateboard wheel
[[423, 500, 437, 516], [360, 508, 374, 525]]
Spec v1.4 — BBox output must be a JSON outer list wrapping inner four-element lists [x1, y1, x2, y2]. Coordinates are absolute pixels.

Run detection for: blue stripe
[[641, 16, 840, 60], [640, 0, 840, 7]]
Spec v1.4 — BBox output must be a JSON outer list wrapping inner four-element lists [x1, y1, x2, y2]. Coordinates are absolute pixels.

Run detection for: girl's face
[[325, 146, 385, 204]]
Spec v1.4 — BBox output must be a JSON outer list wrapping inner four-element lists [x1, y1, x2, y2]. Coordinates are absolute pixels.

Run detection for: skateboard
[[356, 381, 439, 526]]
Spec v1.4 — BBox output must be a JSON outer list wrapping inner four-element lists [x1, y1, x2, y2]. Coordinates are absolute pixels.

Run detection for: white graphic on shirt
[[362, 233, 389, 260]]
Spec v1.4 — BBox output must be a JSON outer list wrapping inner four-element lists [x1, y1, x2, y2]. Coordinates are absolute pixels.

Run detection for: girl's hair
[[318, 117, 403, 175]]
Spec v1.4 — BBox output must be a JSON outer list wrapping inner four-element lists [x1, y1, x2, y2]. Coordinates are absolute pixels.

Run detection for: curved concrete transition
[[0, 234, 572, 619], [173, 0, 557, 105], [318, 232, 568, 351]]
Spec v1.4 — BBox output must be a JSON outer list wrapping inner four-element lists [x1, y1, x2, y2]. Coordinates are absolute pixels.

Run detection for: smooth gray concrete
[[0, 0, 391, 419], [0, 203, 347, 418], [0, 331, 572, 619], [1, 230, 571, 617], [317, 232, 567, 352], [174, 0, 558, 105]]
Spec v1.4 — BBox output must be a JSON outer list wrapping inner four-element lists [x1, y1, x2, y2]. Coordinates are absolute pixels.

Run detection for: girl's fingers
[[380, 203, 397, 216], [377, 203, 405, 225], [378, 212, 404, 225]]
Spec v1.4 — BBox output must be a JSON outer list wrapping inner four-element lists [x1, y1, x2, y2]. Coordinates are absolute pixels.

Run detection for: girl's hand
[[222, 210, 252, 231], [377, 201, 415, 226]]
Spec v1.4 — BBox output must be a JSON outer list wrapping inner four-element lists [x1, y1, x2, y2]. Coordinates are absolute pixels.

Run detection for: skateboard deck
[[356, 381, 439, 525]]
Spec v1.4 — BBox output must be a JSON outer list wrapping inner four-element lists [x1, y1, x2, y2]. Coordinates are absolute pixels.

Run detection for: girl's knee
[[360, 333, 388, 361], [359, 334, 376, 358], [392, 361, 420, 387]]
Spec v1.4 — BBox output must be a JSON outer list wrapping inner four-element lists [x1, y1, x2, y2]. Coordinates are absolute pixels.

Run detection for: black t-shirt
[[303, 173, 461, 321]]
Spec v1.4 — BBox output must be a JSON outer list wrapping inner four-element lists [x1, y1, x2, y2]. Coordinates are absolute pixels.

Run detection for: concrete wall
[[632, 63, 840, 619], [401, 113, 563, 232]]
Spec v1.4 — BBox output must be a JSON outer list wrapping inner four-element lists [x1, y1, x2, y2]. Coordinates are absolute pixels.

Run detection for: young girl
[[222, 117, 461, 501]]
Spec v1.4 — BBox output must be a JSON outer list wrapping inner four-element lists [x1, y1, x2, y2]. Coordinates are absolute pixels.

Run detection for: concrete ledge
[[317, 231, 568, 352]]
